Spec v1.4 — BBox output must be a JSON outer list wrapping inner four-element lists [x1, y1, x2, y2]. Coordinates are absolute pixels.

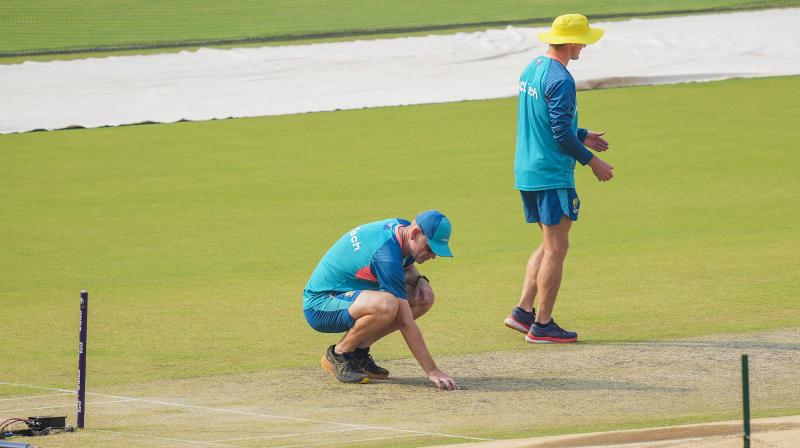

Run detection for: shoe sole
[[320, 355, 369, 384], [364, 371, 389, 380], [525, 335, 578, 344], [504, 317, 531, 334]]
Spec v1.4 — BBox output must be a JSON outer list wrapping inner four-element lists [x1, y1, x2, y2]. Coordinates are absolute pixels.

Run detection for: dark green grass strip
[[2, 0, 798, 57]]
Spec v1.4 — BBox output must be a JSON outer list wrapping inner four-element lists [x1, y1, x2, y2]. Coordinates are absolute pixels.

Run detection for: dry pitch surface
[[1, 328, 798, 448]]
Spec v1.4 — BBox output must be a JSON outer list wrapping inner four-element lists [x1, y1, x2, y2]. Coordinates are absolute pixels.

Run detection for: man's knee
[[360, 291, 398, 322], [543, 224, 570, 256], [373, 294, 399, 318], [544, 240, 569, 255], [543, 245, 569, 264], [349, 291, 399, 321], [410, 300, 433, 319]]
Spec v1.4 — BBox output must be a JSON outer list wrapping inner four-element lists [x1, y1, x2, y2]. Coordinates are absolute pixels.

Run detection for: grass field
[[2, 74, 799, 400], [2, 0, 798, 57]]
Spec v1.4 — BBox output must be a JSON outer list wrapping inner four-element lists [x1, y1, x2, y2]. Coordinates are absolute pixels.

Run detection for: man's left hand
[[412, 278, 435, 307]]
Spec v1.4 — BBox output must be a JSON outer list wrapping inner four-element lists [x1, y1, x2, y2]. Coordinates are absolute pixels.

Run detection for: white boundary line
[[84, 391, 490, 441], [209, 427, 372, 443], [0, 392, 74, 402], [1, 399, 132, 414], [273, 432, 422, 448], [0, 382, 73, 393], [0, 381, 491, 442], [92, 429, 240, 448]]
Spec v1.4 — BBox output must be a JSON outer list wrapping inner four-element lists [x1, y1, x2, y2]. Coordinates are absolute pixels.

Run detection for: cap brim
[[538, 27, 604, 45], [428, 240, 452, 257]]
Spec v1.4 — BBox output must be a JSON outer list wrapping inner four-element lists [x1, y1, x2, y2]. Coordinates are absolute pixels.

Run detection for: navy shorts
[[303, 290, 363, 333], [520, 188, 580, 225]]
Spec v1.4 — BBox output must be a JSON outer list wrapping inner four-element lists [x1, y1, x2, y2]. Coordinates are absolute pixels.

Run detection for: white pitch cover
[[1, 8, 799, 134]]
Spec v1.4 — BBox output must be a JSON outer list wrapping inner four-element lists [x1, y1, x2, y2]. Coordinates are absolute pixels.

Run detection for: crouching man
[[302, 210, 459, 390]]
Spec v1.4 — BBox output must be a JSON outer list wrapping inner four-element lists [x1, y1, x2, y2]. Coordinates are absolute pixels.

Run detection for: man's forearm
[[404, 265, 421, 286], [557, 132, 593, 165], [399, 320, 437, 374]]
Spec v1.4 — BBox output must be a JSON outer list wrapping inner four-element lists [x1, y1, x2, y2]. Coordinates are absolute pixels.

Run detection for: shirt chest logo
[[350, 226, 362, 252], [519, 81, 538, 99]]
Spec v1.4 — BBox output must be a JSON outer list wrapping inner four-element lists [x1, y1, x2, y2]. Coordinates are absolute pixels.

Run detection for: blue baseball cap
[[415, 210, 453, 257]]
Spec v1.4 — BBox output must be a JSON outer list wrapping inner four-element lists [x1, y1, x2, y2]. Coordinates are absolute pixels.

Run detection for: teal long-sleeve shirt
[[514, 56, 592, 191]]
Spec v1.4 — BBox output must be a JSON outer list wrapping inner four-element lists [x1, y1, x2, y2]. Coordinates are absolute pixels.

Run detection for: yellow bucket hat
[[538, 14, 604, 45]]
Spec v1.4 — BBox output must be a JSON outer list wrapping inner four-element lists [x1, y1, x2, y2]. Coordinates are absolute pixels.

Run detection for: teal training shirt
[[303, 219, 415, 310], [514, 56, 593, 191]]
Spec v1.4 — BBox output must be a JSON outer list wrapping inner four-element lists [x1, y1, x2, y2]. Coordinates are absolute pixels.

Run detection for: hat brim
[[538, 27, 604, 45], [428, 239, 452, 257]]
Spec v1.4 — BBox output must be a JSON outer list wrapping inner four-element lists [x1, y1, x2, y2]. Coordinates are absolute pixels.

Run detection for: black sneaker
[[352, 347, 389, 380], [525, 319, 578, 344], [321, 345, 369, 384]]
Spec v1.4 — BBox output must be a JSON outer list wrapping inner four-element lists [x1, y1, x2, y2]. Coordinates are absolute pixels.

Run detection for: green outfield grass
[[1, 77, 799, 394], [2, 0, 798, 59]]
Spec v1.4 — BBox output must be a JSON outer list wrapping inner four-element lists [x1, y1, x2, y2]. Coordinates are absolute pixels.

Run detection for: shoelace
[[330, 350, 355, 373], [549, 321, 571, 336], [360, 353, 378, 369], [342, 357, 361, 371], [341, 354, 362, 373]]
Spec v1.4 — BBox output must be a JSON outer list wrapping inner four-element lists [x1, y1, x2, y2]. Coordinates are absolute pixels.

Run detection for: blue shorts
[[303, 290, 363, 333], [520, 188, 580, 225]]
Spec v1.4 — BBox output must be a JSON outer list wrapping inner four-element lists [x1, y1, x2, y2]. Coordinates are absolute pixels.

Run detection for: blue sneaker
[[525, 319, 578, 344], [504, 307, 535, 334]]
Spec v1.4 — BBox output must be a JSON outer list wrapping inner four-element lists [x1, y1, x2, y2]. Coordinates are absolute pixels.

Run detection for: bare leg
[[517, 241, 544, 312], [358, 285, 432, 348], [335, 291, 398, 354], [535, 215, 571, 324]]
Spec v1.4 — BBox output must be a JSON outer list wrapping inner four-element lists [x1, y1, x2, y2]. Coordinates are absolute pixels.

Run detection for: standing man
[[303, 210, 459, 390], [504, 14, 614, 344]]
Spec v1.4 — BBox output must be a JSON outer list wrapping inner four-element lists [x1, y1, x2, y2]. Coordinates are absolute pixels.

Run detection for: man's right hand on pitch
[[428, 369, 460, 391]]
